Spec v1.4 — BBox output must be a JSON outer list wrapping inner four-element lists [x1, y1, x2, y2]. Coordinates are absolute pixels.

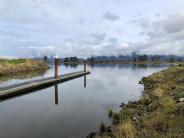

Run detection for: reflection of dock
[[0, 71, 90, 101]]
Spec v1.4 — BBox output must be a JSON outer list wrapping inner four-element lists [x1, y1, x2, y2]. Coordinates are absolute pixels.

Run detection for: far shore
[[61, 61, 182, 65]]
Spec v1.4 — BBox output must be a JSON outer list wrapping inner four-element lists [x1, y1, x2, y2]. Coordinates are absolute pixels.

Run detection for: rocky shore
[[0, 59, 48, 76], [88, 64, 184, 138]]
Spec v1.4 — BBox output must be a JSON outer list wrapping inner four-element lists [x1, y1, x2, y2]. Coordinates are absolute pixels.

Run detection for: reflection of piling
[[84, 75, 86, 88], [55, 85, 58, 105], [84, 60, 86, 72], [55, 57, 58, 78]]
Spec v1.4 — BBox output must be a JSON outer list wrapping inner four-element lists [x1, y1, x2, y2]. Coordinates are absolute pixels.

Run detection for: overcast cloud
[[0, 0, 184, 58]]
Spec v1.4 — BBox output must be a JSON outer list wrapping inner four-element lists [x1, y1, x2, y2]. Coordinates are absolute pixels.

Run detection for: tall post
[[55, 55, 58, 78], [84, 59, 86, 72]]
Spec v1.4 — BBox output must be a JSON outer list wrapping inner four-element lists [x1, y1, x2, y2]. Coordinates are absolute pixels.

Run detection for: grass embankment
[[0, 59, 48, 76], [89, 65, 184, 138]]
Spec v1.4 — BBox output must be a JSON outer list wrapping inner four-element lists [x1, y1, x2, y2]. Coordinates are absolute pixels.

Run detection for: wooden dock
[[0, 71, 90, 101]]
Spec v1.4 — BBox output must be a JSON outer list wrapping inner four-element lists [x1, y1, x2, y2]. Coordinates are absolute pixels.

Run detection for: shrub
[[112, 113, 121, 125], [100, 123, 107, 134], [108, 109, 113, 118]]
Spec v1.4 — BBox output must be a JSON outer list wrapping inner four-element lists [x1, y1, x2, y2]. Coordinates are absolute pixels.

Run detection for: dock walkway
[[0, 71, 90, 101]]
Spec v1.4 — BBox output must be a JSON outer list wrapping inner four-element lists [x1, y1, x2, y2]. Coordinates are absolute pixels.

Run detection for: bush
[[100, 123, 106, 134], [112, 113, 121, 125], [108, 109, 113, 118]]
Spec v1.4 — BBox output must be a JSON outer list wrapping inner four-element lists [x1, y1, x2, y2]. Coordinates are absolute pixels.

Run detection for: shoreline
[[89, 64, 184, 138], [0, 59, 48, 76], [61, 61, 181, 65]]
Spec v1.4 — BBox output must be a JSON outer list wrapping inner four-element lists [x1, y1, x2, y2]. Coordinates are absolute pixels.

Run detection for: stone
[[144, 100, 152, 105], [179, 98, 184, 102], [120, 102, 126, 108], [132, 116, 139, 124], [168, 114, 175, 119]]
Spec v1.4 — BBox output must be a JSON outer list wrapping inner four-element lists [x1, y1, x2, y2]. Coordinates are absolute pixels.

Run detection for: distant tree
[[131, 51, 137, 62], [177, 58, 182, 62], [70, 57, 78, 62], [138, 55, 148, 62], [134, 58, 137, 62], [156, 55, 160, 62], [89, 56, 95, 63], [43, 56, 48, 62], [170, 56, 175, 62], [152, 55, 160, 62], [64, 57, 69, 62]]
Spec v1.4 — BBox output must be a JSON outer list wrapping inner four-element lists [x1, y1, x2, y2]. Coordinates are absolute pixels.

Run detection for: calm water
[[0, 64, 170, 138]]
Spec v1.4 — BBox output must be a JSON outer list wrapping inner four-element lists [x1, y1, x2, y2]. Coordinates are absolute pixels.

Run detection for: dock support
[[84, 59, 86, 72], [55, 56, 59, 78]]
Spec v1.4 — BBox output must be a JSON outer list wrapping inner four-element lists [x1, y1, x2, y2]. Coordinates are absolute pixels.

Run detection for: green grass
[[0, 59, 26, 64]]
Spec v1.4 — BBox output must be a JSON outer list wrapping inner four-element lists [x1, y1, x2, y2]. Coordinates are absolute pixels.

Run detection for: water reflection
[[0, 70, 47, 83], [64, 63, 79, 68], [84, 75, 86, 88], [87, 63, 169, 69], [54, 84, 59, 105]]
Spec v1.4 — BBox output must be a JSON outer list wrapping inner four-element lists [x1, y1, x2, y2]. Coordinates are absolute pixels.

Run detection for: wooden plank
[[0, 71, 90, 101]]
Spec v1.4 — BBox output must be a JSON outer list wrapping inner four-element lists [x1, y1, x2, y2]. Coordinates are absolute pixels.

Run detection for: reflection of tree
[[137, 64, 148, 68], [0, 70, 47, 83], [64, 63, 79, 68]]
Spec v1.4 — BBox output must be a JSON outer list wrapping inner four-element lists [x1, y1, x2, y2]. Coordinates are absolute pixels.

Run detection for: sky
[[0, 0, 184, 58]]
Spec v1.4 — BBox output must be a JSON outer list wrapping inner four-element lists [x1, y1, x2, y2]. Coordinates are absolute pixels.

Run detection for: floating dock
[[0, 71, 90, 101]]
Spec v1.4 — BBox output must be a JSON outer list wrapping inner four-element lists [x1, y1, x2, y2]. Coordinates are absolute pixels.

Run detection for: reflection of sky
[[0, 64, 169, 138]]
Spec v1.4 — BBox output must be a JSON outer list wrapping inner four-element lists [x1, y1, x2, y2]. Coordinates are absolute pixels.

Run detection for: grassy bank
[[0, 59, 48, 76], [89, 65, 184, 138]]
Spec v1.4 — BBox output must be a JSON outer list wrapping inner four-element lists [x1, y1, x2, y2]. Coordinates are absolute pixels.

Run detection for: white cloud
[[0, 0, 184, 58], [102, 11, 119, 21]]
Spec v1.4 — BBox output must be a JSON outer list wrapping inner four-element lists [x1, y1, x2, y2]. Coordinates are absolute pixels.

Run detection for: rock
[[107, 126, 112, 133], [177, 78, 184, 83], [168, 114, 175, 119], [87, 132, 96, 138], [132, 116, 139, 124], [107, 125, 117, 132], [132, 116, 137, 121], [120, 103, 126, 108], [179, 98, 184, 102], [144, 100, 152, 105], [130, 101, 139, 107]]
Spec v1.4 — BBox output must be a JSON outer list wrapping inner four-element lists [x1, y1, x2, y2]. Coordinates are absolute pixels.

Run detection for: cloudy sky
[[0, 0, 184, 58]]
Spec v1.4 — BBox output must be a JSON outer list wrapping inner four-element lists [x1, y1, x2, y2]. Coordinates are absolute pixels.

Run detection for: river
[[0, 63, 170, 138]]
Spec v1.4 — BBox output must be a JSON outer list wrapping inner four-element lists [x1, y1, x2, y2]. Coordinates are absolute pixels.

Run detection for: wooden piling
[[55, 57, 58, 78], [84, 59, 86, 72]]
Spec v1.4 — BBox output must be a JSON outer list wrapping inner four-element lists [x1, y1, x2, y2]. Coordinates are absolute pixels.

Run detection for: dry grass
[[0, 59, 48, 75]]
